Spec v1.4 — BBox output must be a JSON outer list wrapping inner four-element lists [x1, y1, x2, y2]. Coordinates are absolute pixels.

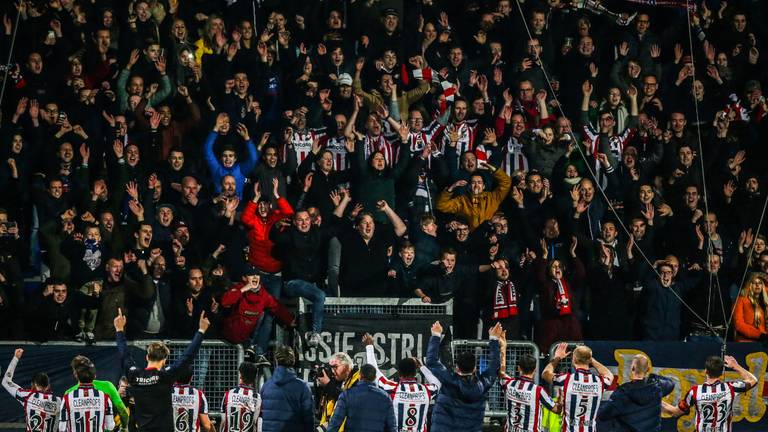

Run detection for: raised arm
[[426, 321, 451, 382], [542, 343, 571, 384], [591, 357, 614, 386], [378, 200, 407, 237], [2, 349, 23, 398], [167, 312, 211, 376], [363, 333, 386, 382], [113, 309, 135, 370], [724, 355, 758, 390]]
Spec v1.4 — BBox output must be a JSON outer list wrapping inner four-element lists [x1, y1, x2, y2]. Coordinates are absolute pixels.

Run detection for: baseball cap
[[336, 73, 353, 87], [382, 7, 399, 18]]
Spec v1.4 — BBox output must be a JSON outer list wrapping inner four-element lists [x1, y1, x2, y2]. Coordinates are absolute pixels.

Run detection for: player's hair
[[70, 355, 92, 371], [631, 354, 650, 377], [396, 358, 417, 378], [74, 359, 96, 383], [239, 362, 259, 385], [32, 373, 50, 390], [456, 352, 476, 374], [360, 364, 377, 382], [176, 365, 194, 384], [146, 342, 170, 361], [573, 346, 593, 365], [705, 356, 725, 377], [274, 346, 296, 367], [517, 354, 537, 375]]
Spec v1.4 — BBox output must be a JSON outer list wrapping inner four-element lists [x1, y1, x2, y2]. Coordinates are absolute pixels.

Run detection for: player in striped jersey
[[2, 349, 60, 432], [172, 366, 212, 432], [220, 362, 261, 432], [58, 359, 115, 432], [362, 333, 441, 432], [499, 338, 560, 432], [663, 355, 757, 432], [542, 343, 613, 432]]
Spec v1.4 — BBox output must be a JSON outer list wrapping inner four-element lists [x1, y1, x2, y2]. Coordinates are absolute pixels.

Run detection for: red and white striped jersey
[[365, 345, 440, 432], [287, 129, 326, 165], [678, 380, 749, 432], [500, 376, 554, 432], [498, 137, 529, 176], [377, 377, 437, 432], [437, 120, 478, 165], [220, 386, 261, 432], [552, 368, 611, 432], [3, 357, 60, 432], [172, 384, 208, 432], [362, 135, 398, 168], [324, 135, 350, 171], [58, 384, 115, 432]]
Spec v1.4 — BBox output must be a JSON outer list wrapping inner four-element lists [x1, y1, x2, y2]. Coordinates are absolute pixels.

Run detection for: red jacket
[[241, 198, 294, 273], [220, 283, 294, 344]]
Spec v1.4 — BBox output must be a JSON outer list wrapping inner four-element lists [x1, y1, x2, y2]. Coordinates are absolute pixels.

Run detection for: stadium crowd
[[0, 0, 767, 358]]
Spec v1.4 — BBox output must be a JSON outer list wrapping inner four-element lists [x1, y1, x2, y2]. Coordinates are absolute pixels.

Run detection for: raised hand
[[114, 308, 127, 331]]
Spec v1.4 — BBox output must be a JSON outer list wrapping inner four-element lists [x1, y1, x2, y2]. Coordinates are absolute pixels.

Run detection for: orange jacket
[[733, 296, 767, 342]]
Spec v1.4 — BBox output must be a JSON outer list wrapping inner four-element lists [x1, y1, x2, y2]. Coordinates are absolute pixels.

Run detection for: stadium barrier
[[451, 339, 539, 418], [287, 298, 453, 379], [0, 340, 243, 421]]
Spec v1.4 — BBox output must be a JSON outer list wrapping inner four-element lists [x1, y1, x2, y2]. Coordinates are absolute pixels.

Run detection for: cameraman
[[317, 352, 360, 431]]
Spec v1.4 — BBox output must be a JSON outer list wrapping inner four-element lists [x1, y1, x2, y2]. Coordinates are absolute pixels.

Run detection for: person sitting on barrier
[[326, 363, 397, 432], [220, 362, 262, 432], [363, 332, 441, 432], [596, 353, 674, 432], [114, 308, 210, 432], [65, 355, 130, 429], [219, 265, 295, 360], [259, 346, 314, 432], [2, 348, 61, 432], [498, 338, 561, 432], [663, 355, 757, 432], [426, 321, 502, 432], [317, 352, 361, 432], [172, 365, 212, 432], [542, 343, 614, 432]]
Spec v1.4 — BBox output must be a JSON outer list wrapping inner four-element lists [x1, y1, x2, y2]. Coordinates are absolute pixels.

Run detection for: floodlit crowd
[[0, 0, 767, 360]]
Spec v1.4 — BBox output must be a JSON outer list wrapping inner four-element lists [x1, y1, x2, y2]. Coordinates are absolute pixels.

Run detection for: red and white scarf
[[554, 278, 573, 316], [492, 280, 519, 319]]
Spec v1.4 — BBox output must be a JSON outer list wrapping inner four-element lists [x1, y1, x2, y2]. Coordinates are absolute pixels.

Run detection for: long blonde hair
[[740, 272, 768, 327]]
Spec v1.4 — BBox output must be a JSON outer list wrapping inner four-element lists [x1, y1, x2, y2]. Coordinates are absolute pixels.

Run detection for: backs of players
[[59, 385, 115, 432], [220, 386, 261, 432], [172, 384, 209, 432]]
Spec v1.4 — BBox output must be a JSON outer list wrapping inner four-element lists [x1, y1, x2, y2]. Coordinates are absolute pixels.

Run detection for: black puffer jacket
[[596, 374, 675, 432]]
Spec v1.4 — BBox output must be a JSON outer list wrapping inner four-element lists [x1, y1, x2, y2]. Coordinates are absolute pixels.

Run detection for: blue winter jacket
[[259, 366, 314, 432], [597, 374, 675, 432], [203, 131, 258, 198], [326, 381, 397, 432], [426, 335, 500, 432]]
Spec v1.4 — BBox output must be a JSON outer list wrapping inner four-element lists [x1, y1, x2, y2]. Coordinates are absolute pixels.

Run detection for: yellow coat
[[320, 368, 360, 431], [436, 168, 512, 230]]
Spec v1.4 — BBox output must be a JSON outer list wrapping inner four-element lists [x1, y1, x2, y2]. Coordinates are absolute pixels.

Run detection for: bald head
[[573, 346, 593, 368]]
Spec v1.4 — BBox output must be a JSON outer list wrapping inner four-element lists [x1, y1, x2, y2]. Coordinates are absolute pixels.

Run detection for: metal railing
[[451, 339, 539, 418], [0, 340, 243, 416]]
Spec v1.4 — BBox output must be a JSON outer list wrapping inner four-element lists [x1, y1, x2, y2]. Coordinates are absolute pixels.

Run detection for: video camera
[[308, 363, 333, 382]]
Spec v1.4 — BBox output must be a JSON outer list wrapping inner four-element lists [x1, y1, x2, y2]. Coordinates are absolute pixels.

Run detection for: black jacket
[[270, 221, 339, 283], [597, 374, 675, 432]]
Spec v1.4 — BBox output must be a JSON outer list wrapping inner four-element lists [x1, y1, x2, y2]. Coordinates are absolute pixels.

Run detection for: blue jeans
[[249, 274, 283, 354], [284, 279, 325, 332]]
